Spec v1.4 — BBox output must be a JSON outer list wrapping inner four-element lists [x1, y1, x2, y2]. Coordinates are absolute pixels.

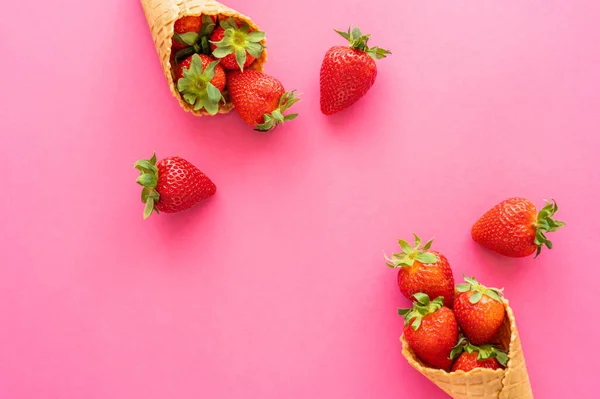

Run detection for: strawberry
[[399, 294, 459, 371], [176, 54, 225, 115], [472, 198, 565, 258], [454, 276, 505, 345], [172, 15, 217, 54], [385, 235, 455, 308], [320, 26, 390, 115], [227, 70, 299, 131], [135, 153, 216, 219], [450, 337, 508, 372], [210, 18, 265, 71]]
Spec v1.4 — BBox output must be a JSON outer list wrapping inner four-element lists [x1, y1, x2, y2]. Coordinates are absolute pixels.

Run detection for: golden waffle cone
[[140, 0, 268, 116], [401, 299, 533, 398]]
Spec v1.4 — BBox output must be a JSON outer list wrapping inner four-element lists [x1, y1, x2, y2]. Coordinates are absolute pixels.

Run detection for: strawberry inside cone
[[176, 54, 225, 115], [210, 17, 265, 71], [172, 15, 217, 59], [449, 337, 508, 372]]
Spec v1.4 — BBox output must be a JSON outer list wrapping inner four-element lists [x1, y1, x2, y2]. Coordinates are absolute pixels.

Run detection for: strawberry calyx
[[334, 26, 391, 60], [385, 234, 439, 268], [255, 90, 300, 132], [135, 153, 160, 219], [210, 18, 265, 71], [398, 293, 444, 331], [176, 54, 224, 115], [456, 275, 504, 304], [449, 337, 508, 366], [533, 199, 566, 258], [173, 15, 216, 62]]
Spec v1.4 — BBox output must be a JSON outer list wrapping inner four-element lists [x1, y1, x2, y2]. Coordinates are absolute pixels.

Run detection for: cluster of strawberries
[[135, 23, 393, 219], [387, 199, 565, 372], [170, 15, 298, 131], [387, 236, 508, 372]]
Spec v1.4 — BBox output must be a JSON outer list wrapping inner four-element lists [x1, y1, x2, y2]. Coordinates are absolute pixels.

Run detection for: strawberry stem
[[176, 55, 224, 115], [210, 18, 265, 71], [456, 275, 504, 304], [398, 293, 444, 330], [335, 26, 391, 60], [384, 234, 439, 268]]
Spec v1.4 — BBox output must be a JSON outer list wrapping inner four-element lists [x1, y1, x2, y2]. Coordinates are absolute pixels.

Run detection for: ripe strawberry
[[399, 294, 459, 371], [385, 234, 455, 308], [176, 54, 225, 115], [210, 18, 265, 71], [320, 26, 390, 115], [227, 70, 299, 131], [172, 15, 216, 52], [450, 337, 508, 372], [135, 153, 216, 219], [454, 276, 505, 345], [472, 198, 565, 258]]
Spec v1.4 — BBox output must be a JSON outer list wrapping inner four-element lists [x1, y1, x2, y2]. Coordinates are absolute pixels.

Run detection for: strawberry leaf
[[176, 55, 223, 115], [334, 25, 391, 60], [255, 90, 300, 132], [533, 199, 566, 258], [135, 154, 161, 220], [469, 291, 483, 304], [210, 19, 265, 71]]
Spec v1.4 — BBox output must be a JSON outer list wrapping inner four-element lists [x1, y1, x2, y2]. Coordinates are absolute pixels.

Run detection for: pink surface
[[1, 1, 600, 398]]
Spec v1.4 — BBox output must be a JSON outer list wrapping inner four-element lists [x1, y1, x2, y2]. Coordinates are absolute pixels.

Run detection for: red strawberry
[[320, 26, 390, 115], [472, 198, 565, 258], [227, 70, 299, 131], [172, 16, 202, 51], [399, 294, 459, 371], [176, 54, 225, 115], [450, 338, 508, 372], [210, 18, 265, 71], [135, 153, 216, 219], [172, 15, 217, 52], [385, 235, 455, 308], [454, 276, 506, 345]]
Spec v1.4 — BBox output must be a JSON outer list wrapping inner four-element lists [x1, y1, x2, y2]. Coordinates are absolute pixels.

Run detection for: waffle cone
[[401, 299, 533, 398], [140, 0, 267, 116]]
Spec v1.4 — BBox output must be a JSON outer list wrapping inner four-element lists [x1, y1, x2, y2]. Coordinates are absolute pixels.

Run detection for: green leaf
[[134, 159, 154, 172], [398, 239, 412, 254], [412, 234, 421, 248], [334, 29, 350, 41], [284, 113, 298, 121], [212, 46, 233, 58], [422, 239, 434, 250], [411, 316, 422, 330], [247, 31, 265, 42], [456, 283, 471, 293], [470, 291, 483, 304], [207, 82, 222, 104], [485, 289, 503, 303], [175, 32, 200, 46], [234, 47, 247, 71], [272, 109, 284, 122], [182, 93, 196, 105], [413, 293, 430, 305], [246, 41, 264, 58], [397, 308, 410, 316], [204, 98, 219, 115], [416, 252, 439, 264], [136, 173, 157, 187], [143, 197, 155, 219], [495, 350, 509, 367]]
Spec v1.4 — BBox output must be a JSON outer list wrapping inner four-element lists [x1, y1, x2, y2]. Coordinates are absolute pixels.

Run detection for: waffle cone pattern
[[140, 0, 268, 116], [401, 299, 533, 398]]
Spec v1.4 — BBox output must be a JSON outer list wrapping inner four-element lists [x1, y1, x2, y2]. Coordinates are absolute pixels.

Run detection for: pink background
[[1, 1, 600, 398]]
